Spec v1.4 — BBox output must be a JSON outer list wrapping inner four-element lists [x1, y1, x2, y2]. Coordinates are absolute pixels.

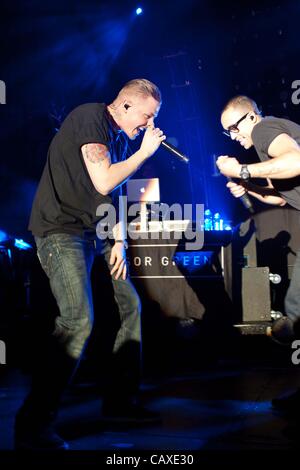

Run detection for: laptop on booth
[[126, 178, 160, 203]]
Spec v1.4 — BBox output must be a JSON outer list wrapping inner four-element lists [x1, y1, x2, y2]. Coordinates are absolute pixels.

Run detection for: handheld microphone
[[161, 141, 189, 164], [227, 177, 255, 214]]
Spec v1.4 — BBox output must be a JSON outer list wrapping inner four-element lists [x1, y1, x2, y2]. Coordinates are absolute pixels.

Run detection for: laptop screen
[[126, 178, 160, 202]]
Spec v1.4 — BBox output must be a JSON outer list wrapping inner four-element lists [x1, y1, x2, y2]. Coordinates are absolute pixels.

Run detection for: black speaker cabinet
[[241, 266, 272, 322]]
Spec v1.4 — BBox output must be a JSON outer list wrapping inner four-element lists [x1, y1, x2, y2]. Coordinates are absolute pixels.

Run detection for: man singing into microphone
[[217, 95, 300, 414], [15, 78, 166, 450]]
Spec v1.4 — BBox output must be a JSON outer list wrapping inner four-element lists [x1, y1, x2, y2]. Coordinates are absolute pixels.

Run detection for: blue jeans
[[19, 233, 141, 423], [285, 249, 300, 323], [35, 233, 141, 360]]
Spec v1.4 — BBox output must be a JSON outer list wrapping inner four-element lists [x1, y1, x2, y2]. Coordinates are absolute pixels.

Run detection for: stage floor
[[1, 336, 300, 457]]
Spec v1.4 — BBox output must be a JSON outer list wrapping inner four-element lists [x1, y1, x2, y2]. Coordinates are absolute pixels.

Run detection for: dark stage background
[[1, 1, 300, 456], [1, 0, 300, 372], [0, 0, 300, 240]]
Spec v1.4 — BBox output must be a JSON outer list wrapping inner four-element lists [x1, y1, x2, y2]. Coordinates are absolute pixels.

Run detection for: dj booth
[[128, 229, 232, 321], [127, 205, 300, 336]]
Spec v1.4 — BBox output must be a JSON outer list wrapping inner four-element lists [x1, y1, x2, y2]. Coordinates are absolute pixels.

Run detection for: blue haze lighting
[[0, 230, 9, 243], [113, 442, 134, 448], [14, 239, 32, 250], [136, 7, 143, 15]]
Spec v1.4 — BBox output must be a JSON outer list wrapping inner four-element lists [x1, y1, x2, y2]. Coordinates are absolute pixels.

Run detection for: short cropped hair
[[222, 95, 261, 115], [119, 78, 162, 103]]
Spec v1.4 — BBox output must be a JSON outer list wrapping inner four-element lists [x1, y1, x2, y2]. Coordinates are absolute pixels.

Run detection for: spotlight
[[136, 7, 143, 15], [14, 239, 32, 250]]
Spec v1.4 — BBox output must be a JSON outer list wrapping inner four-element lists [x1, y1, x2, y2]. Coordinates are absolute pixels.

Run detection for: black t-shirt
[[29, 103, 125, 238], [251, 116, 300, 210]]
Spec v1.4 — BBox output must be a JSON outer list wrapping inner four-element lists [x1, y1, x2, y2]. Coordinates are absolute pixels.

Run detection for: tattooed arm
[[81, 142, 147, 195], [81, 126, 165, 195], [81, 143, 112, 195]]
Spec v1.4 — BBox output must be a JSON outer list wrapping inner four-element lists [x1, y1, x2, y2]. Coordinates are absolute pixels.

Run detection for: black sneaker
[[272, 389, 300, 416], [266, 316, 296, 345], [102, 402, 161, 424], [15, 425, 69, 451]]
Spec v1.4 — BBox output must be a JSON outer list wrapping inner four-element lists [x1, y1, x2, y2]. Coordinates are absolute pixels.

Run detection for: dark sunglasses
[[223, 112, 249, 137]]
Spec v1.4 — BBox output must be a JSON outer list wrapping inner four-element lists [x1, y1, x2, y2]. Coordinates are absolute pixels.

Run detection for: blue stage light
[[14, 239, 32, 250], [0, 230, 9, 243], [136, 7, 143, 15]]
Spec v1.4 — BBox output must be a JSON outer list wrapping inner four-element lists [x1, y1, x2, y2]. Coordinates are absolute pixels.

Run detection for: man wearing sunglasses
[[217, 95, 300, 415]]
